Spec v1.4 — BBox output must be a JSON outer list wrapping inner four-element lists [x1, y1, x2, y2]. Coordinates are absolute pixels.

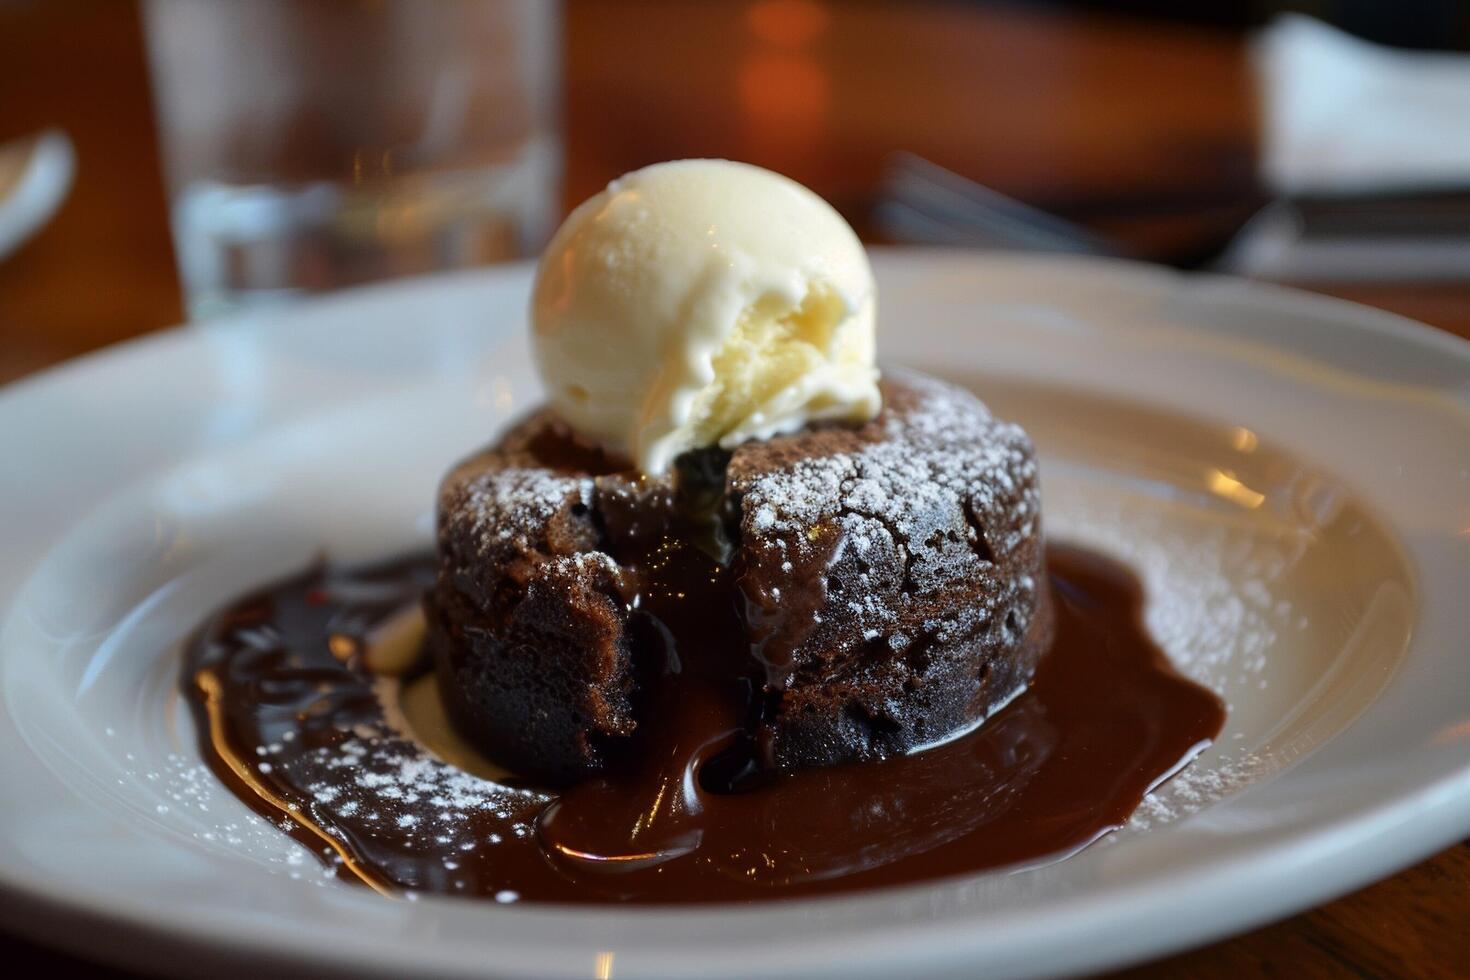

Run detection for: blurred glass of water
[[143, 0, 560, 321]]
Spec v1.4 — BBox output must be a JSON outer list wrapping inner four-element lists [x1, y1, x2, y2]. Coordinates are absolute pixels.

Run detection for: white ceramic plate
[[2, 251, 1469, 979]]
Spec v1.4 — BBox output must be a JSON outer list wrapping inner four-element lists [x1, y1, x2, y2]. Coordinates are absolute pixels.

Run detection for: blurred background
[[2, 0, 1469, 385], [1, 2, 1468, 975]]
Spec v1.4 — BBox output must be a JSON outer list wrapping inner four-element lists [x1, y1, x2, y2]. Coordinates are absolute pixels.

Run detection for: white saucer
[[2, 251, 1468, 978]]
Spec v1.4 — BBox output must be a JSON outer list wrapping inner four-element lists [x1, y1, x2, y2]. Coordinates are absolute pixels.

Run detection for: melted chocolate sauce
[[183, 544, 1223, 903]]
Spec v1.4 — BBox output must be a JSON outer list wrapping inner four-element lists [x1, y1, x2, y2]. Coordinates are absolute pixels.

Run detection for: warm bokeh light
[[1230, 426, 1259, 452], [737, 53, 829, 123], [738, 0, 831, 168], [1207, 468, 1266, 509], [1431, 719, 1470, 745], [745, 0, 830, 48]]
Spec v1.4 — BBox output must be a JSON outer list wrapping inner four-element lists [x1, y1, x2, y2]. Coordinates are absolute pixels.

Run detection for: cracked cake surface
[[427, 368, 1052, 783]]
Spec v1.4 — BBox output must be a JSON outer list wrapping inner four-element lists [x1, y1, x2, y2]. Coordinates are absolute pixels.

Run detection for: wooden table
[[0, 1, 1466, 976]]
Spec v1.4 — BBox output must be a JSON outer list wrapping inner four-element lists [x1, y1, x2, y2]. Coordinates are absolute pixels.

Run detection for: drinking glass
[[143, 0, 560, 320]]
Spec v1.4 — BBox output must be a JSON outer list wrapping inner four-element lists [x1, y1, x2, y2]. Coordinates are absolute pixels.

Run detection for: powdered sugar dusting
[[1042, 460, 1324, 830], [291, 733, 547, 876], [734, 368, 1044, 659], [1125, 750, 1274, 832], [453, 465, 592, 558], [124, 751, 338, 884], [173, 694, 550, 893], [1047, 483, 1287, 692]]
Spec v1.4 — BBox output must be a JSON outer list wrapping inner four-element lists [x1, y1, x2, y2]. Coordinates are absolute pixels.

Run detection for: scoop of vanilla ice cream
[[531, 159, 880, 475]]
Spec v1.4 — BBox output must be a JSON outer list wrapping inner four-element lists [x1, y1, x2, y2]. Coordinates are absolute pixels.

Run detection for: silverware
[[876, 151, 1470, 281], [874, 152, 1118, 257]]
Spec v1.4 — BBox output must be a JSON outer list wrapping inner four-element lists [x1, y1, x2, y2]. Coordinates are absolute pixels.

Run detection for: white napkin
[[1257, 15, 1470, 196]]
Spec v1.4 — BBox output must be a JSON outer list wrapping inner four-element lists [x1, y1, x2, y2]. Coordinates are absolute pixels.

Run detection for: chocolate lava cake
[[427, 369, 1052, 784]]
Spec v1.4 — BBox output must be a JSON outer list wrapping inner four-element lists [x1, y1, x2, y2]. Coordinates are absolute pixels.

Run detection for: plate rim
[[3, 250, 1469, 979]]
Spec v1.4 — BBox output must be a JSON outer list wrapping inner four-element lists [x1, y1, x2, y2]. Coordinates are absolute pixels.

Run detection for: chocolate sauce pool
[[183, 544, 1222, 903]]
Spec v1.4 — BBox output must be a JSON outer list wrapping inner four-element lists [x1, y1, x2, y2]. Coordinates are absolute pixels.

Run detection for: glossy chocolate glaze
[[183, 544, 1224, 903]]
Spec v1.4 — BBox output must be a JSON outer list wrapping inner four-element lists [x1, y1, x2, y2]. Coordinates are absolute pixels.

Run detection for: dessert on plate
[[430, 370, 1050, 785], [431, 161, 1050, 785], [183, 159, 1223, 903]]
